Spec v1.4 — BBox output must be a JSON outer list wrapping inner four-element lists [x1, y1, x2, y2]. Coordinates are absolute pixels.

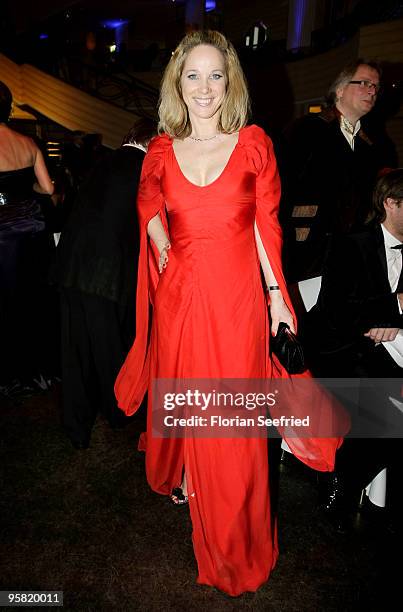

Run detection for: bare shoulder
[[4, 126, 38, 152], [0, 126, 39, 169]]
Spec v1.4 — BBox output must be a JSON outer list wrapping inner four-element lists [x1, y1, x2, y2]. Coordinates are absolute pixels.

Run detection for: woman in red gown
[[115, 31, 342, 596]]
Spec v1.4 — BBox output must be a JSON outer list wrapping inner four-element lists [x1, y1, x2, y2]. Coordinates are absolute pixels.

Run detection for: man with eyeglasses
[[281, 59, 396, 283]]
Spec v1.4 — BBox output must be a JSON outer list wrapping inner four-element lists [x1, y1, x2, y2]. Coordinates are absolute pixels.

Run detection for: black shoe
[[318, 473, 344, 510], [317, 472, 349, 533], [2, 379, 39, 401]]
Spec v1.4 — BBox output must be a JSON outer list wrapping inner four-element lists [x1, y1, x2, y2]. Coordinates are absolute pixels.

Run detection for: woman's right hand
[[158, 242, 171, 273]]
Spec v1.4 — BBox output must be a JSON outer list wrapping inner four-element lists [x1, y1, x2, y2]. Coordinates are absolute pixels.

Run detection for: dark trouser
[[309, 342, 402, 515], [60, 287, 134, 444]]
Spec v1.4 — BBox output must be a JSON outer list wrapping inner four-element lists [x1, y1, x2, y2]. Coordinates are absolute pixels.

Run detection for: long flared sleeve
[[244, 125, 295, 336], [244, 125, 347, 471], [115, 135, 171, 415]]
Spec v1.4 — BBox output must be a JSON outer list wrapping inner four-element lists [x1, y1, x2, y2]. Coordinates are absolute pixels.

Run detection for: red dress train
[[115, 125, 342, 596]]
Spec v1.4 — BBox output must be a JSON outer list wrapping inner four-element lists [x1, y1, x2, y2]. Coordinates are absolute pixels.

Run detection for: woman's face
[[180, 44, 227, 123]]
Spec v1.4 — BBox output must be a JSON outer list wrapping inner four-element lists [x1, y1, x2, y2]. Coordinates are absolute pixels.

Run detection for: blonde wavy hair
[[158, 30, 250, 138]]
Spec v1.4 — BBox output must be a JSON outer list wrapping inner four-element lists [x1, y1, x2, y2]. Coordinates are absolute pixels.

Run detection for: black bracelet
[[268, 285, 280, 291]]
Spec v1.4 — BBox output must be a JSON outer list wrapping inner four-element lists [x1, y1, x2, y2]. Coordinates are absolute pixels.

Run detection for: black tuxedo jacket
[[306, 224, 403, 375]]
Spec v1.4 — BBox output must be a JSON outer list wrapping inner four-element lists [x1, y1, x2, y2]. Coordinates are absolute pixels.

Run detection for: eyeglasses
[[348, 80, 381, 93]]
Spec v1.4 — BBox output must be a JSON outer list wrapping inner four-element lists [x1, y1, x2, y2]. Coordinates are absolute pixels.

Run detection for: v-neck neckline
[[171, 131, 240, 189]]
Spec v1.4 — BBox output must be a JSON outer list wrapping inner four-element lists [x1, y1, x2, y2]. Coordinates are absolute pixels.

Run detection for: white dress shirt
[[340, 116, 361, 151], [380, 224, 403, 366]]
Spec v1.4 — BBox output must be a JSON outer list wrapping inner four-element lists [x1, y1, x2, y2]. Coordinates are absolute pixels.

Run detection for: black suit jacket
[[306, 224, 403, 376], [53, 146, 145, 307]]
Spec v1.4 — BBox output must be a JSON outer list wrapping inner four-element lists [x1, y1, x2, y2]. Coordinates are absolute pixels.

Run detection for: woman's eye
[[187, 74, 198, 80], [211, 73, 223, 80]]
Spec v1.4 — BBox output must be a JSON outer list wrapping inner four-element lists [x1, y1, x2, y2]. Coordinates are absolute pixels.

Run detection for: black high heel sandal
[[170, 487, 189, 506]]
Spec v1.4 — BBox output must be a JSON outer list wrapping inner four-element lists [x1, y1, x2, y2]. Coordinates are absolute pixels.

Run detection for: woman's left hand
[[269, 292, 295, 336]]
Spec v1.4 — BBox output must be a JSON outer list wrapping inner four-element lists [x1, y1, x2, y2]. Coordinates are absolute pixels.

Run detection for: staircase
[[0, 53, 157, 148]]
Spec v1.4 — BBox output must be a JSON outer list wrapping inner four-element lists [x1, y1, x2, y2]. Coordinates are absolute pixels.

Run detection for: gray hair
[[325, 59, 381, 107]]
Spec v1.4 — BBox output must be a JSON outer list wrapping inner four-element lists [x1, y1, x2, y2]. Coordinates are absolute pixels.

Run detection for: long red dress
[[115, 125, 342, 596]]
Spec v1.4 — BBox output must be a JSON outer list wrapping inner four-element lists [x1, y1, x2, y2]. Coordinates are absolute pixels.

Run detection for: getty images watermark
[[151, 378, 403, 439], [151, 378, 352, 439], [162, 388, 309, 430]]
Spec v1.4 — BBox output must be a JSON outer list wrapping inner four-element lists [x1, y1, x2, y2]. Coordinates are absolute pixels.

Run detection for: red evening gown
[[115, 125, 342, 596]]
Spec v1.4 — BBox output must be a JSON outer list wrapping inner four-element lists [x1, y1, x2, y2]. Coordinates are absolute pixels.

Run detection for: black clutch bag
[[271, 322, 305, 374]]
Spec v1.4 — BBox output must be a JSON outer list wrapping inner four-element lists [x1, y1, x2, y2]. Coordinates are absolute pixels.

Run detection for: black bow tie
[[391, 244, 403, 250]]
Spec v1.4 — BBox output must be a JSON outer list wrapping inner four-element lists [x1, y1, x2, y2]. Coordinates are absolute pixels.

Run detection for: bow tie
[[391, 244, 403, 250]]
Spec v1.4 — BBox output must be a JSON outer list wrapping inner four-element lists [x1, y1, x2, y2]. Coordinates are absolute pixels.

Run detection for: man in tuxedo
[[281, 59, 395, 282], [52, 118, 157, 449], [306, 169, 403, 529]]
